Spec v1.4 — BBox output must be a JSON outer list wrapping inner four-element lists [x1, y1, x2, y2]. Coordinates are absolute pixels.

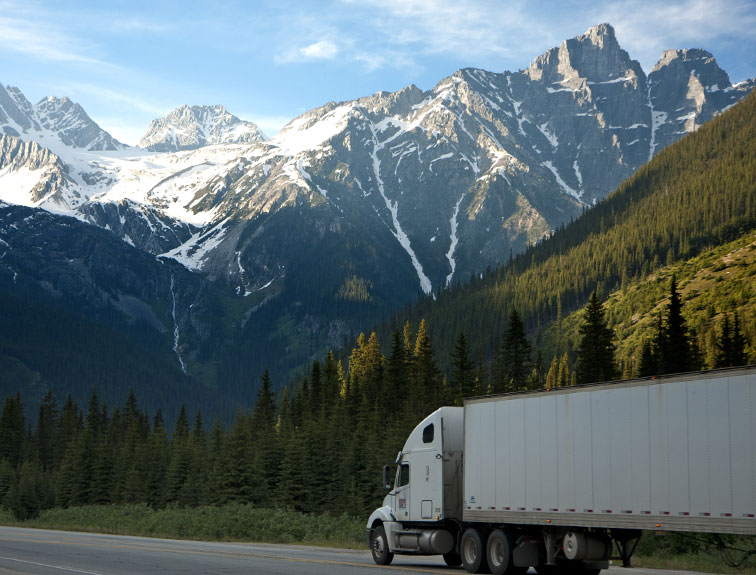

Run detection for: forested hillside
[[380, 91, 756, 374], [545, 231, 756, 375]]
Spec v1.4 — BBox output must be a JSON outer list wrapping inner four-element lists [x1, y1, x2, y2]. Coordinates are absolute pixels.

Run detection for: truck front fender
[[365, 506, 397, 547]]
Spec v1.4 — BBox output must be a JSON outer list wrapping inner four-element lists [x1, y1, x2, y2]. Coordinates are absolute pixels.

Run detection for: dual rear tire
[[460, 527, 525, 575]]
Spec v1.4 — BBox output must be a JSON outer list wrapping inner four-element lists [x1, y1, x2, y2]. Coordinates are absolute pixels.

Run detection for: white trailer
[[367, 366, 756, 574]]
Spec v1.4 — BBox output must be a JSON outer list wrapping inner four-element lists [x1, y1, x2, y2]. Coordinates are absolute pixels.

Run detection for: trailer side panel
[[463, 369, 756, 534]]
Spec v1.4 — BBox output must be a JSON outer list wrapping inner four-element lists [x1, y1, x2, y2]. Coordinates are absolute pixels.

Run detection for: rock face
[[140, 105, 266, 152], [77, 199, 197, 255], [0, 85, 124, 151], [647, 48, 746, 157]]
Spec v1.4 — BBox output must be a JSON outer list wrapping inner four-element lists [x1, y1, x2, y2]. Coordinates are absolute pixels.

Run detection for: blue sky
[[2, 0, 755, 145]]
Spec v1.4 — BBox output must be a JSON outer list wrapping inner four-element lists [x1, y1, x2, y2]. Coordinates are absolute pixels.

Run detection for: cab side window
[[396, 463, 410, 488], [422, 423, 434, 443]]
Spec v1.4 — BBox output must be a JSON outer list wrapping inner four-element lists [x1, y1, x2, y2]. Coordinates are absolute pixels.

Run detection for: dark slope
[[0, 205, 233, 423]]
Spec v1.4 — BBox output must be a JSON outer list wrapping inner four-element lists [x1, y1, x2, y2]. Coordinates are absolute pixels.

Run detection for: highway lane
[[0, 526, 714, 575], [0, 526, 455, 575]]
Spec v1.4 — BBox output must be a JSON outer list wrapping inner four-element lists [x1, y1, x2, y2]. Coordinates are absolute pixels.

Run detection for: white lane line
[[0, 556, 107, 575]]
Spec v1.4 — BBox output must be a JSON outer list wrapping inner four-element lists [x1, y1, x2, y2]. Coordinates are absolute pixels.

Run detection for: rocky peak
[[139, 104, 266, 152], [650, 49, 731, 90], [33, 95, 124, 151], [0, 83, 123, 151], [0, 84, 36, 135], [527, 23, 643, 86]]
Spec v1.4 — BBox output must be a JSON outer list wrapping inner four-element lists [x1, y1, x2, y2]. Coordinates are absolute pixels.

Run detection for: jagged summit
[[651, 48, 731, 87], [0, 83, 124, 151], [35, 95, 124, 151], [527, 23, 642, 85], [139, 104, 266, 152]]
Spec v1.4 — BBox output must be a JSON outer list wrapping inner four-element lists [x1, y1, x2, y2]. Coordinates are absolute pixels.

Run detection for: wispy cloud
[[0, 16, 102, 64], [599, 0, 756, 71], [300, 40, 339, 60], [273, 0, 756, 77]]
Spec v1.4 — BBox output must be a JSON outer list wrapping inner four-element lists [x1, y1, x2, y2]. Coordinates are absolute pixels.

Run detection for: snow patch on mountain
[[446, 193, 466, 287], [543, 160, 580, 200]]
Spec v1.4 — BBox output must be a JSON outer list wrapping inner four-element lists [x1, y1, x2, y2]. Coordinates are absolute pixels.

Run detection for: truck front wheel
[[370, 524, 394, 566], [461, 527, 490, 573]]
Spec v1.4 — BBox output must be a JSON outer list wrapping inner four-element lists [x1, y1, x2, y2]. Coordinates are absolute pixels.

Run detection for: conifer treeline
[[0, 320, 457, 521], [2, 284, 750, 523]]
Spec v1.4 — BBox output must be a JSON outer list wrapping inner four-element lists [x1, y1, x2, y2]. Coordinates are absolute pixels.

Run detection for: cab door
[[409, 420, 444, 521], [394, 463, 410, 520]]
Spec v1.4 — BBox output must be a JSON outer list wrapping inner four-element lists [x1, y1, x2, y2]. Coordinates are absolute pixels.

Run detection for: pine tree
[[0, 394, 26, 467], [386, 329, 408, 415], [716, 315, 733, 368], [663, 276, 694, 373], [309, 360, 322, 417], [35, 391, 58, 472], [450, 332, 474, 402], [166, 406, 192, 504], [145, 411, 169, 508], [545, 355, 559, 388], [557, 353, 572, 387], [529, 350, 545, 389], [638, 339, 657, 377], [717, 313, 748, 367], [576, 291, 617, 384], [322, 352, 339, 415], [253, 369, 277, 433], [413, 319, 440, 411], [56, 395, 82, 468], [731, 314, 747, 366], [253, 369, 279, 499], [495, 310, 531, 392]]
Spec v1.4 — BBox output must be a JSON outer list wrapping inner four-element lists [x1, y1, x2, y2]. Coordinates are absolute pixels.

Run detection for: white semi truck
[[367, 366, 756, 574]]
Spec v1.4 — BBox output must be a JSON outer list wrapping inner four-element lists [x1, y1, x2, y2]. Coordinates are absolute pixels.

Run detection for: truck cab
[[366, 407, 464, 566]]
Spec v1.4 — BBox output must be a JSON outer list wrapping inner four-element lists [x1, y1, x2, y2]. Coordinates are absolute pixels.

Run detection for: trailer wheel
[[486, 529, 525, 575], [461, 527, 490, 573], [443, 549, 462, 567], [370, 524, 394, 566]]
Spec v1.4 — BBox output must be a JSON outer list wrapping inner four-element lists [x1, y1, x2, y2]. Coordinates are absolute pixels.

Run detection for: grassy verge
[[0, 504, 365, 548], [633, 552, 756, 574], [633, 531, 756, 574]]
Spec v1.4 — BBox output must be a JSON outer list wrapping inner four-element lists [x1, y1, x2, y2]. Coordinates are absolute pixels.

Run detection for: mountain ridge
[[0, 23, 754, 401]]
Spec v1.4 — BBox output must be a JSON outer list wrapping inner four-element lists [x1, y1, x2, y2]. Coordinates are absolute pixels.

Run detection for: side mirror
[[383, 464, 393, 490]]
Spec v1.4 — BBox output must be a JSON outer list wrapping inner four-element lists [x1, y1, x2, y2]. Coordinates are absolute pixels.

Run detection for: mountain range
[[0, 23, 754, 416]]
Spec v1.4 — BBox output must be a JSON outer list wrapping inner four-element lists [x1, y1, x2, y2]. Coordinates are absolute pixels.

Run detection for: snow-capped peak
[[139, 104, 266, 152], [0, 83, 124, 152]]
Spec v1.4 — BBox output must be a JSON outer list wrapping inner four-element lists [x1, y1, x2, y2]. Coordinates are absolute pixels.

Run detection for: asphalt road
[[0, 526, 709, 575]]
